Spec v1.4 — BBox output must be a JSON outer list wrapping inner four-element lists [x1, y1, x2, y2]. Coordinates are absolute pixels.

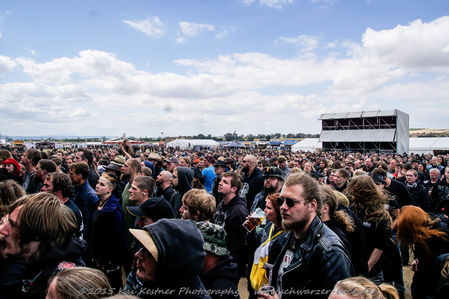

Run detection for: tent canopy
[[291, 138, 322, 152], [409, 137, 449, 154], [166, 139, 220, 149]]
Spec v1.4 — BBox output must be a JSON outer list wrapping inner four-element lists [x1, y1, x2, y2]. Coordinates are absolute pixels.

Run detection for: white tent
[[409, 137, 449, 154], [291, 138, 322, 152], [166, 139, 220, 149]]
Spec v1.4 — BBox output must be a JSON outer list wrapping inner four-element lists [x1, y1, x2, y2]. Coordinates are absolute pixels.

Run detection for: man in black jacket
[[239, 155, 264, 211], [432, 167, 449, 215], [74, 148, 99, 189], [260, 173, 352, 299], [406, 169, 431, 211], [213, 172, 248, 277]]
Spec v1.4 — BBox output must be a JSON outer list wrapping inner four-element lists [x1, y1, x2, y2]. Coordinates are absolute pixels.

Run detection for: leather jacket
[[270, 216, 353, 299]]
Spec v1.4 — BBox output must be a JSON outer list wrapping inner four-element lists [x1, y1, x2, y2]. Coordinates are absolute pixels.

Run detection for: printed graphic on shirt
[[239, 182, 249, 199], [277, 249, 294, 286]]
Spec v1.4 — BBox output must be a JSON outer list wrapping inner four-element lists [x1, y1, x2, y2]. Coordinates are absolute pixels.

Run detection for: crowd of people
[[1, 142, 449, 299]]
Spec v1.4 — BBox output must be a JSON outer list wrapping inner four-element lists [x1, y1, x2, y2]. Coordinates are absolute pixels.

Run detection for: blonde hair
[[182, 189, 216, 221], [49, 267, 111, 299], [320, 185, 355, 233], [289, 167, 304, 175], [332, 276, 399, 299]]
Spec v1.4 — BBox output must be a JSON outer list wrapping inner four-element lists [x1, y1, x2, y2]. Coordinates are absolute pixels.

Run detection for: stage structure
[[319, 110, 409, 154]]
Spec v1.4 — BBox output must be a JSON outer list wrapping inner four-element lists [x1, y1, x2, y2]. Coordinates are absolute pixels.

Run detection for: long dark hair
[[347, 175, 391, 228]]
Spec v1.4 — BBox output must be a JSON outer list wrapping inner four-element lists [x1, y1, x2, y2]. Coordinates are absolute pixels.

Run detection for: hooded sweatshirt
[[126, 219, 211, 299], [170, 167, 194, 218], [3, 236, 86, 299]]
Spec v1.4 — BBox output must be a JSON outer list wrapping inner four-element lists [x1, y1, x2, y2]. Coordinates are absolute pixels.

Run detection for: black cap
[[263, 166, 285, 180], [127, 197, 174, 222], [214, 160, 229, 170], [372, 173, 386, 185]]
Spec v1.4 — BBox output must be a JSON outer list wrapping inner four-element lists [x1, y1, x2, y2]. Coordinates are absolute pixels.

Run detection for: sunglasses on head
[[277, 196, 302, 208]]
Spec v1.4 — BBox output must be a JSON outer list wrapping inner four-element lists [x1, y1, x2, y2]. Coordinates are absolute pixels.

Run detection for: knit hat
[[197, 221, 229, 256], [2, 158, 21, 175]]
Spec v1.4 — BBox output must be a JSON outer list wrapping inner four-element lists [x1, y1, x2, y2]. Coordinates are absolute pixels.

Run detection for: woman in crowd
[[320, 185, 355, 256], [250, 193, 285, 293], [347, 175, 392, 283], [85, 173, 128, 290], [397, 205, 449, 298], [1, 158, 22, 184], [46, 267, 112, 299], [302, 160, 315, 175], [333, 169, 350, 193]]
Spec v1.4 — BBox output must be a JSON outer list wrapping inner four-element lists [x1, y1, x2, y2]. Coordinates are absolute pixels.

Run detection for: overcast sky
[[1, 0, 448, 138]]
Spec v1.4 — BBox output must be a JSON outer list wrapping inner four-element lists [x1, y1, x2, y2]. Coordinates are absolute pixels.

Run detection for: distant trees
[[21, 132, 320, 142]]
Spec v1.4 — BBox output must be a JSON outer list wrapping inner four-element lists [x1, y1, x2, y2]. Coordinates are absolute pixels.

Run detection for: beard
[[281, 215, 310, 233], [265, 185, 277, 194], [242, 165, 249, 173]]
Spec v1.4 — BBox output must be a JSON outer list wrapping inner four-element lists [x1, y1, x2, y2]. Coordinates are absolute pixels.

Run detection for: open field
[[410, 128, 449, 137]]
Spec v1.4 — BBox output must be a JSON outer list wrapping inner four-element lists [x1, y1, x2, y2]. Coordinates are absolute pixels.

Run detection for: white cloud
[[0, 55, 16, 72], [0, 33, 2, 38], [177, 21, 215, 43], [243, 0, 294, 9], [277, 34, 320, 52], [123, 17, 164, 38], [362, 16, 449, 70], [1, 17, 449, 136]]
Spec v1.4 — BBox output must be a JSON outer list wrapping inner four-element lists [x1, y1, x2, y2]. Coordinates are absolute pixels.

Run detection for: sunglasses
[[277, 196, 303, 208]]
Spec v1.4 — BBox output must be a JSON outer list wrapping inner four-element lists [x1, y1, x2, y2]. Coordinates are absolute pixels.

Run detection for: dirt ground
[[238, 266, 415, 299], [403, 265, 413, 299]]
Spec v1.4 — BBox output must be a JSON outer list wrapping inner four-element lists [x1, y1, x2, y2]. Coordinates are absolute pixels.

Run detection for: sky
[[1, 0, 449, 138]]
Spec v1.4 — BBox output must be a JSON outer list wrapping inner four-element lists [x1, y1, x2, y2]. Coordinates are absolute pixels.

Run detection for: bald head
[[242, 155, 257, 174], [244, 155, 257, 164], [156, 170, 173, 185]]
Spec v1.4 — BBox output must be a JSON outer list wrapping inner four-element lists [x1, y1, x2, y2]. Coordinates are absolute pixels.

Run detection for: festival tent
[[291, 138, 322, 152], [291, 137, 449, 154], [166, 139, 220, 149], [409, 137, 449, 154]]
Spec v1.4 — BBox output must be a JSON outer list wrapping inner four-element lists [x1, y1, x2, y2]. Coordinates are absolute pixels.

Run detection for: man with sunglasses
[[260, 173, 352, 299]]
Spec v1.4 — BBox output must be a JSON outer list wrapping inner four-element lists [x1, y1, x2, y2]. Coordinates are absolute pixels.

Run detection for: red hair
[[397, 205, 448, 251], [2, 158, 21, 176]]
